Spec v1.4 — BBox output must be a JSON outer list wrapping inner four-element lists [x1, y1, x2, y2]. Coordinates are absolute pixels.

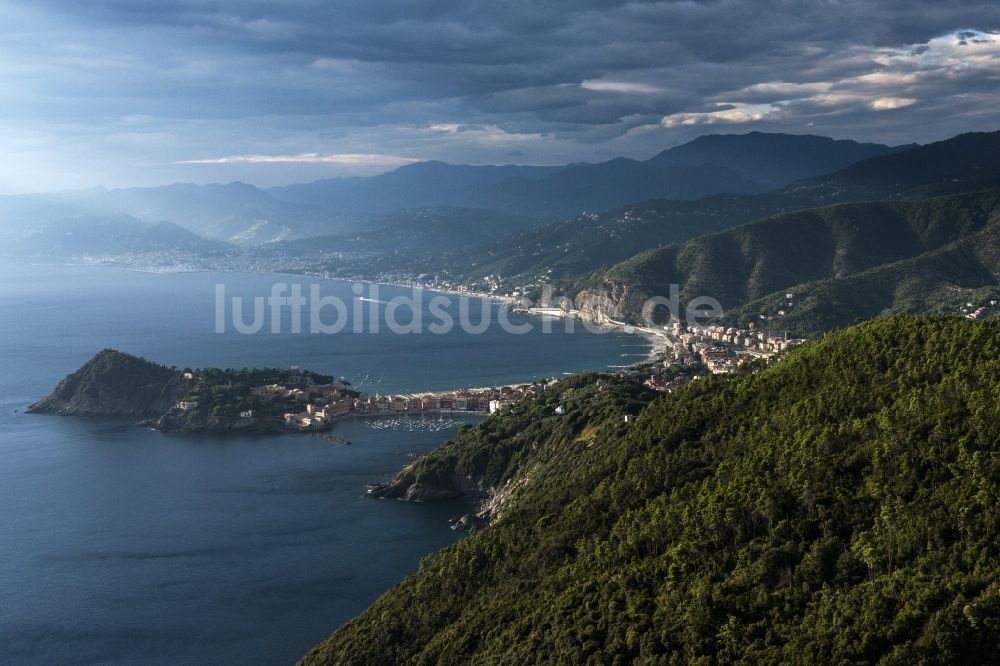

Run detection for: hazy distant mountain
[[0, 132, 910, 256], [473, 161, 764, 219], [71, 182, 339, 244], [268, 162, 565, 211], [264, 207, 541, 256], [0, 173, 553, 250], [0, 214, 229, 257], [648, 132, 914, 188], [268, 132, 905, 220], [0, 182, 337, 247]]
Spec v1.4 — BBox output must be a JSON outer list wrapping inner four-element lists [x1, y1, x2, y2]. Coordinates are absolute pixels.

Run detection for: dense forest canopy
[[302, 316, 1000, 664]]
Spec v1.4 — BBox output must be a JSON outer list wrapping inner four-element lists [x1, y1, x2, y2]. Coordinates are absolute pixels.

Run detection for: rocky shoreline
[[366, 418, 540, 531], [368, 477, 508, 532]]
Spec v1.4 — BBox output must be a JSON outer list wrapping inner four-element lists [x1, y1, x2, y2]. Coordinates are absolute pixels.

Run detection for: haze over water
[[0, 262, 648, 664]]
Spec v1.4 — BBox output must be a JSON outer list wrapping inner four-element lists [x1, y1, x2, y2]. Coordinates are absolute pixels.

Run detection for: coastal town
[[623, 320, 807, 393], [162, 363, 545, 434], [674, 322, 806, 373], [515, 301, 807, 375], [276, 379, 542, 432]]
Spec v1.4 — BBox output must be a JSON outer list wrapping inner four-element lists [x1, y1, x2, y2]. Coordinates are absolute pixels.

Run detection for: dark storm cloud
[[1, 0, 999, 191]]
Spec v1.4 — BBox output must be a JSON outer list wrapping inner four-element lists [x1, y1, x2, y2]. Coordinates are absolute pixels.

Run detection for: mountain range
[[4, 129, 1000, 336], [448, 131, 1000, 289], [268, 132, 907, 219], [0, 132, 906, 255]]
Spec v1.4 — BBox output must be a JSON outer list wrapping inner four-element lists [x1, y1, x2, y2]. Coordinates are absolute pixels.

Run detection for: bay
[[0, 262, 648, 664]]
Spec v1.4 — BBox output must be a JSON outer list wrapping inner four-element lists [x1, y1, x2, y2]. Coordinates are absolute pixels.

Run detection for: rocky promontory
[[29, 349, 347, 434], [28, 349, 191, 417], [367, 464, 487, 502]]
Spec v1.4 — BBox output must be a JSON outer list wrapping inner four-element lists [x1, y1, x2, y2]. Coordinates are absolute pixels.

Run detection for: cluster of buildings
[[352, 384, 534, 417], [698, 347, 757, 374], [642, 371, 698, 393], [961, 300, 996, 320], [275, 380, 537, 431], [669, 322, 805, 374], [246, 377, 355, 431], [380, 270, 554, 303], [679, 323, 804, 353]]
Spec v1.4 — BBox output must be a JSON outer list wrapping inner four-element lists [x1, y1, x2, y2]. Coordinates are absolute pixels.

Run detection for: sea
[[0, 262, 649, 664]]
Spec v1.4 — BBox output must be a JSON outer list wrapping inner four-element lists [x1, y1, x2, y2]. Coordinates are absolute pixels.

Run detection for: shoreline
[[74, 258, 666, 368], [521, 307, 669, 366]]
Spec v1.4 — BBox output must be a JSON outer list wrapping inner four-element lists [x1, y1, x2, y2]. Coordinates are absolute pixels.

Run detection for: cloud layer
[[0, 1, 998, 191], [175, 153, 418, 166]]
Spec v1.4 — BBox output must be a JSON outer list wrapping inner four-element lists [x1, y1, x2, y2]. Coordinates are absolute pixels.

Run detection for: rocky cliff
[[574, 280, 653, 324]]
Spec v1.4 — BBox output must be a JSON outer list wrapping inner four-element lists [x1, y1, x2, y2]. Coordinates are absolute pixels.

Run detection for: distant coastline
[[74, 257, 665, 366]]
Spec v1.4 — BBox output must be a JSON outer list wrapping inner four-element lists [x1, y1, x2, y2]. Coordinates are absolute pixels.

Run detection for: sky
[[1, 0, 998, 193]]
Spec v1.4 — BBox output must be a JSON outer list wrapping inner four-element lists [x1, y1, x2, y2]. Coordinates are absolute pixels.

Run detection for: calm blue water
[[0, 263, 647, 664]]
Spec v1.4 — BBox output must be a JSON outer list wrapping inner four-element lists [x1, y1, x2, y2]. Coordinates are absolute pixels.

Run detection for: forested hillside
[[796, 130, 1000, 199], [302, 316, 1000, 665], [575, 189, 1000, 334], [27, 349, 189, 416], [729, 219, 1000, 335], [458, 192, 795, 284]]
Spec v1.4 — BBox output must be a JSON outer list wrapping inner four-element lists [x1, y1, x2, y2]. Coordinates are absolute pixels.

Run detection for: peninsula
[[28, 349, 540, 433]]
